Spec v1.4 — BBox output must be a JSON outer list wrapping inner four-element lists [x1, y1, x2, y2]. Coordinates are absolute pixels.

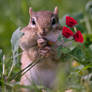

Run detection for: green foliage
[[11, 27, 23, 65], [70, 47, 85, 62], [0, 0, 92, 92]]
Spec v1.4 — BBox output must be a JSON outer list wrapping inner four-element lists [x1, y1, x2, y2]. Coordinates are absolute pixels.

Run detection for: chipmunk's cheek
[[19, 32, 31, 50], [19, 38, 29, 50], [45, 31, 61, 44]]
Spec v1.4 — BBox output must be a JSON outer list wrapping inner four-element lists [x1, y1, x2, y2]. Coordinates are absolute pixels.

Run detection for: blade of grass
[[2, 55, 5, 76], [21, 56, 43, 76], [7, 52, 22, 78], [9, 56, 43, 81]]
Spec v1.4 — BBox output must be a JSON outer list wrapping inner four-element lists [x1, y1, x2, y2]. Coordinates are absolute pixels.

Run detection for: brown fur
[[20, 7, 62, 92]]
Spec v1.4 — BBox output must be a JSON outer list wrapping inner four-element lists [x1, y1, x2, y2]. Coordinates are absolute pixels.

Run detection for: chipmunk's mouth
[[47, 40, 56, 46], [44, 31, 61, 42], [40, 37, 56, 47]]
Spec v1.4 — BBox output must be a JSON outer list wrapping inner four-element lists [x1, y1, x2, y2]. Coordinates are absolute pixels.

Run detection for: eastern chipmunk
[[20, 7, 62, 92]]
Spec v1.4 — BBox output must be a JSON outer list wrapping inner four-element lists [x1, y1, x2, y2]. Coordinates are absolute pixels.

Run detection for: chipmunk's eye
[[31, 17, 36, 25], [51, 17, 56, 25]]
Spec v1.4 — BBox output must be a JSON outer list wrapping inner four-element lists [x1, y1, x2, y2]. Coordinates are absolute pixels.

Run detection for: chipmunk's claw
[[39, 46, 51, 57], [37, 38, 47, 48]]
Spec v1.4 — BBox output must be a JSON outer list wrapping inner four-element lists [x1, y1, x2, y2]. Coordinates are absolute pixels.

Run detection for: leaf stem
[[74, 27, 77, 32]]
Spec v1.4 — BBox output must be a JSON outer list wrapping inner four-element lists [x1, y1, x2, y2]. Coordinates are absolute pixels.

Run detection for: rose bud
[[66, 16, 78, 27], [73, 31, 84, 43], [62, 26, 74, 38]]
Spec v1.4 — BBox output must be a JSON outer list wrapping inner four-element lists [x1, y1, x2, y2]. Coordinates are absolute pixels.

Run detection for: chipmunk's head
[[28, 7, 61, 42], [20, 7, 62, 50]]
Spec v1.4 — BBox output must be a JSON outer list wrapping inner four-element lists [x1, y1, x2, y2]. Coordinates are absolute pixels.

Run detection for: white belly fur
[[30, 66, 56, 88]]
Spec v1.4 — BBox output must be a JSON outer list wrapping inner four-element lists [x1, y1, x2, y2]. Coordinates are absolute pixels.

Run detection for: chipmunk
[[19, 7, 62, 92]]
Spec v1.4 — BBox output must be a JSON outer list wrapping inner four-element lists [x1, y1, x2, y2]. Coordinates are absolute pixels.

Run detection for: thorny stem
[[74, 27, 77, 32]]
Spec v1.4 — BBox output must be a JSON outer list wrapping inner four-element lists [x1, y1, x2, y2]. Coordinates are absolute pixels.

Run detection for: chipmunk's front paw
[[39, 46, 51, 57], [37, 38, 47, 48]]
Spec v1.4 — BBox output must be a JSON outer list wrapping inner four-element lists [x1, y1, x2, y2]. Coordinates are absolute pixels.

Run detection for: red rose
[[66, 16, 78, 27], [73, 31, 84, 43], [62, 26, 74, 38]]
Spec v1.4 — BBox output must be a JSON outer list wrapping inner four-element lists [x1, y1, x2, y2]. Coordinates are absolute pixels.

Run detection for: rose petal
[[62, 26, 74, 38], [66, 16, 78, 27], [73, 31, 84, 43]]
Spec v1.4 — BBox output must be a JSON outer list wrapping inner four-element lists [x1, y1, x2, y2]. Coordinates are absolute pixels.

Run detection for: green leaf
[[63, 37, 69, 42], [11, 27, 24, 52], [70, 47, 85, 62], [61, 47, 71, 54], [11, 27, 24, 65], [82, 47, 92, 64], [75, 24, 86, 33], [57, 46, 63, 58]]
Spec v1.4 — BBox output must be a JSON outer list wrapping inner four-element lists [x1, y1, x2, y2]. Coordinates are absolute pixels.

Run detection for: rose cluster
[[62, 16, 84, 43]]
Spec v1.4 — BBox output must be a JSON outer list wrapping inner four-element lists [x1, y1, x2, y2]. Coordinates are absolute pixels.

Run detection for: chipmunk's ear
[[53, 6, 58, 15], [29, 7, 32, 16]]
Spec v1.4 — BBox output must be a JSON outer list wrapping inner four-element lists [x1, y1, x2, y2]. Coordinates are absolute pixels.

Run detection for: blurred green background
[[0, 0, 91, 53]]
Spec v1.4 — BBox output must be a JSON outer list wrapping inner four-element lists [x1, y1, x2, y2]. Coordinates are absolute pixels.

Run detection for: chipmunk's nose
[[40, 28, 46, 36]]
